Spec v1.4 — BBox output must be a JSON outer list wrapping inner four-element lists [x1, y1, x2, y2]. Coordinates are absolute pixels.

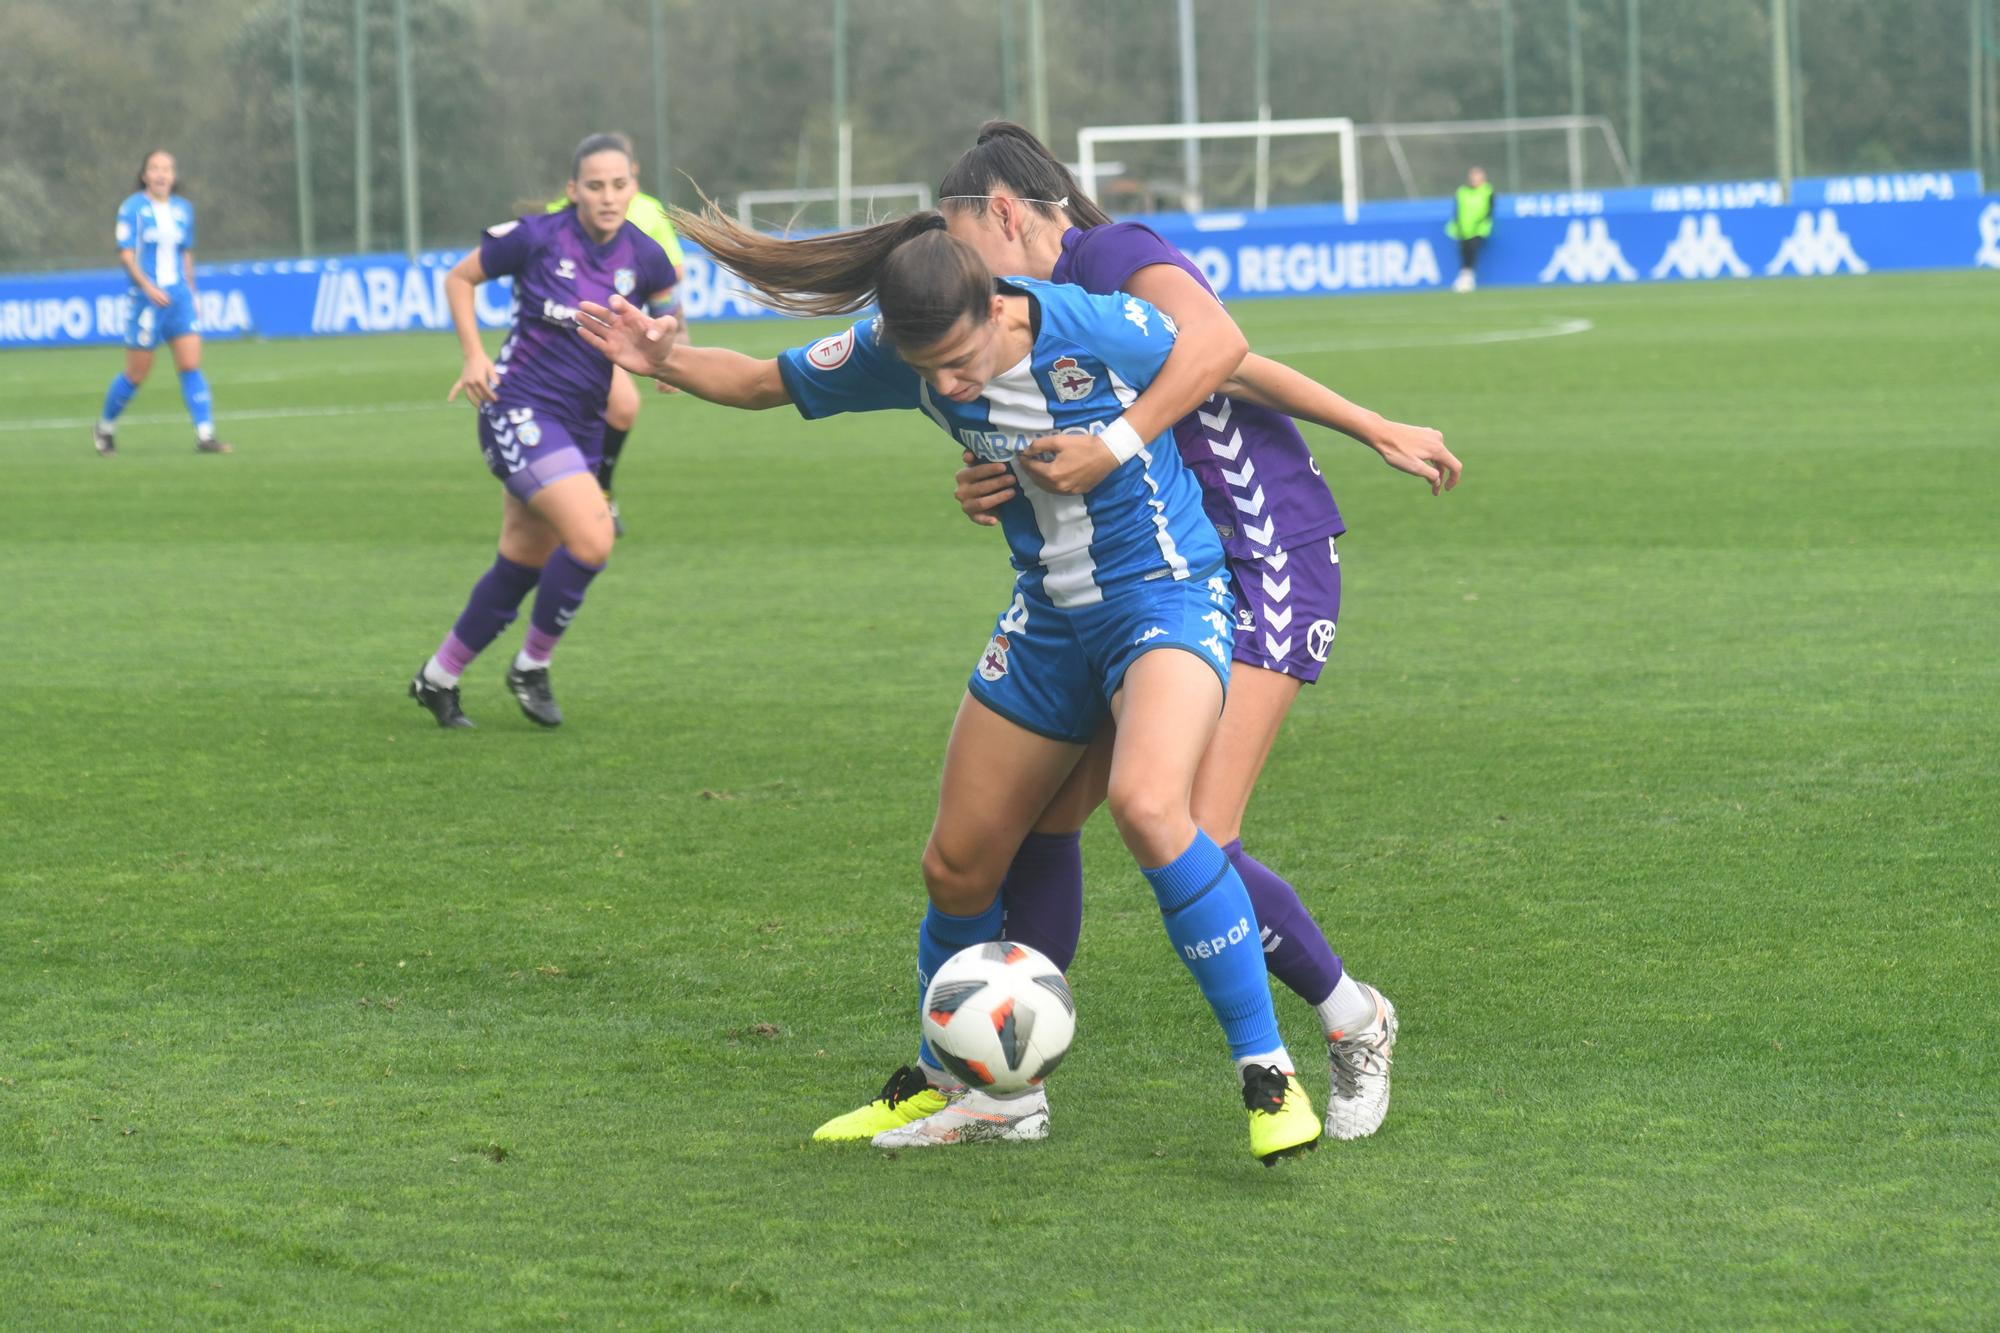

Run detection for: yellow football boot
[[812, 1064, 957, 1142], [1242, 1064, 1322, 1165]]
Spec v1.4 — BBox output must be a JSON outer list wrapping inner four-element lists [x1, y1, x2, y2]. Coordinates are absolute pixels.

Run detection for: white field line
[[3, 317, 1594, 433], [0, 400, 453, 433], [1259, 316, 1593, 355]]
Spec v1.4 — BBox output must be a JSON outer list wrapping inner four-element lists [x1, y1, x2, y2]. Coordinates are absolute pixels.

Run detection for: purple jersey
[[478, 209, 676, 429], [1052, 222, 1344, 559]]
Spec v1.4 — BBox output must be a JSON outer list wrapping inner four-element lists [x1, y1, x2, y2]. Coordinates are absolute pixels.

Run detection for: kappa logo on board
[[1538, 219, 1637, 284]]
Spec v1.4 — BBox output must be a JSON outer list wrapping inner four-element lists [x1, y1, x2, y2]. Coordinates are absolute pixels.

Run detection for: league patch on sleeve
[[485, 219, 522, 238], [806, 328, 856, 371]]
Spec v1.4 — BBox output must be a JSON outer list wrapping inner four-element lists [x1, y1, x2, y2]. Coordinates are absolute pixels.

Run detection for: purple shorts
[[1228, 535, 1341, 683], [477, 401, 603, 502]]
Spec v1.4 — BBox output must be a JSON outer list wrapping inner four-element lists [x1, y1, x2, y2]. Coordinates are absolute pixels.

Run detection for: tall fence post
[[395, 0, 418, 258], [1500, 0, 1521, 191], [1771, 0, 1794, 202], [289, 0, 315, 256], [1626, 0, 1642, 183], [650, 0, 672, 206], [354, 0, 370, 254]]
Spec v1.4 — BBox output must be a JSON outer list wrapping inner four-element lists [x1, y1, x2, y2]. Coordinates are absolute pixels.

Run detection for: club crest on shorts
[[977, 634, 1011, 682], [1307, 618, 1336, 662], [614, 267, 637, 296], [517, 421, 542, 447], [806, 327, 856, 370], [1047, 355, 1095, 402]]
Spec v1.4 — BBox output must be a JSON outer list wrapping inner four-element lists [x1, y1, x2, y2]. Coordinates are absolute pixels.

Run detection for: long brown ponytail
[[937, 120, 1113, 230], [670, 201, 994, 352]]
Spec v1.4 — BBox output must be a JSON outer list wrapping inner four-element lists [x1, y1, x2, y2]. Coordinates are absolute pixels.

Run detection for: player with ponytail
[[579, 211, 1326, 1165], [933, 121, 1464, 1141]]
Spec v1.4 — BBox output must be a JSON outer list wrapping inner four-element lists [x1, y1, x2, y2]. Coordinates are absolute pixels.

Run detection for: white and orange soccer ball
[[922, 942, 1076, 1096]]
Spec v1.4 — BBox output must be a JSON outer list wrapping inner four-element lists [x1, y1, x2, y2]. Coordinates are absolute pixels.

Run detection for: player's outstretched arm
[[1221, 354, 1463, 495], [576, 295, 790, 410]]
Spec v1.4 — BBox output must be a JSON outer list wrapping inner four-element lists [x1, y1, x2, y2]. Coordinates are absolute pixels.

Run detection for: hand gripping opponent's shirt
[[478, 209, 677, 429], [1053, 221, 1344, 559], [775, 277, 1224, 610]]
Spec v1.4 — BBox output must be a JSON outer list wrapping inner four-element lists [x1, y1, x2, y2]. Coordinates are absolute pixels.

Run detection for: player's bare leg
[[825, 695, 1082, 1145]]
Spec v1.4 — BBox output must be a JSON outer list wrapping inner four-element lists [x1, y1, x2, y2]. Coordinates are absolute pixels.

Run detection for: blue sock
[[915, 896, 1005, 1069], [177, 368, 214, 437], [100, 373, 139, 425], [1144, 831, 1283, 1060]]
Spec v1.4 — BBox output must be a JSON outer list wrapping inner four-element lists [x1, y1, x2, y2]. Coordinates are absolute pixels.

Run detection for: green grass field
[[3, 273, 1996, 1328]]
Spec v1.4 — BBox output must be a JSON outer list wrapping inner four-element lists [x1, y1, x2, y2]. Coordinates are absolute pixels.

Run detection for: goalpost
[[1077, 117, 1360, 220], [1077, 114, 1635, 218]]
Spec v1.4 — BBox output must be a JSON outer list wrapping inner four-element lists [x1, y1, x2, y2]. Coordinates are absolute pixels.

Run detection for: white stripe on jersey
[[149, 199, 182, 287], [983, 355, 1104, 608], [1106, 367, 1189, 584]]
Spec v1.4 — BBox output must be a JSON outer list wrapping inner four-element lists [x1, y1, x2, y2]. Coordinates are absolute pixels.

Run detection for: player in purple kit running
[[934, 123, 1463, 1140], [408, 134, 677, 729]]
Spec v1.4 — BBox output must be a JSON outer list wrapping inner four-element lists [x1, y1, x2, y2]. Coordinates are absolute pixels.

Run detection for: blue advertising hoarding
[[3, 188, 1996, 348]]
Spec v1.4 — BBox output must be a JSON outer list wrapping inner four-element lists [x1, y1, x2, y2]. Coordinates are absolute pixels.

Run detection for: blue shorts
[[124, 284, 197, 349], [477, 401, 603, 501], [967, 572, 1236, 744]]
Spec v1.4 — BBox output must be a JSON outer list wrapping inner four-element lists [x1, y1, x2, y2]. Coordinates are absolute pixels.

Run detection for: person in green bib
[[1446, 166, 1494, 293], [545, 137, 687, 535]]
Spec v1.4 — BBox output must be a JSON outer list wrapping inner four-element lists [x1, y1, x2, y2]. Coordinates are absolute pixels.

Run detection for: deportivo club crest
[[1047, 356, 1095, 402], [977, 634, 1011, 682], [613, 267, 637, 296]]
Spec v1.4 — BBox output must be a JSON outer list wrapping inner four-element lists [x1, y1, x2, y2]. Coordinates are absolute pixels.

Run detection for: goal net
[[1354, 116, 1635, 199], [735, 183, 934, 234], [1076, 118, 1359, 219]]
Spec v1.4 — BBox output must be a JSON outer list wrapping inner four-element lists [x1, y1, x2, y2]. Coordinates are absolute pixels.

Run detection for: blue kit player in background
[[407, 133, 676, 730], [94, 149, 231, 456], [579, 213, 1324, 1164]]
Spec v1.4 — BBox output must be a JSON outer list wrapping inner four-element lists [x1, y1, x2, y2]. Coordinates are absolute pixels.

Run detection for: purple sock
[[523, 546, 603, 663], [998, 831, 1084, 973], [437, 553, 541, 672], [1223, 839, 1343, 1006]]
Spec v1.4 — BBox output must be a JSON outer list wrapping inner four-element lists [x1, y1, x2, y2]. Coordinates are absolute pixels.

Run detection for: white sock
[[196, 422, 215, 443], [918, 1058, 955, 1089], [1315, 971, 1378, 1039], [97, 419, 116, 435], [513, 647, 550, 671], [1234, 1046, 1294, 1078], [422, 655, 460, 689]]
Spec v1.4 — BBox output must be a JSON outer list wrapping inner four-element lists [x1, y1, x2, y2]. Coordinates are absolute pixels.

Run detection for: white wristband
[[1097, 416, 1145, 464]]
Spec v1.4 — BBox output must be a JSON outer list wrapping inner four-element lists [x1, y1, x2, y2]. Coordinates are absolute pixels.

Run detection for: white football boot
[[1324, 984, 1398, 1140], [871, 1086, 1050, 1149]]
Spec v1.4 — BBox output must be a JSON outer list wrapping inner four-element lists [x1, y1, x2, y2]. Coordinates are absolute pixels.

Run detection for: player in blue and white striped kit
[[93, 150, 230, 456], [578, 211, 1323, 1164]]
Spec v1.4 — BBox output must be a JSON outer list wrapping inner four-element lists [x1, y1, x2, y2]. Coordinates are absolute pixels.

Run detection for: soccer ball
[[923, 941, 1076, 1095]]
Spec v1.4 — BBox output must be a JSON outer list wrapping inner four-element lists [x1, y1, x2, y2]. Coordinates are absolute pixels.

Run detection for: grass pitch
[[3, 273, 1996, 1328]]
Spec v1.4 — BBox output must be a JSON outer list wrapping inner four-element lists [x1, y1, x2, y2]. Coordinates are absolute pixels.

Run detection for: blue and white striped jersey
[[775, 277, 1222, 608], [115, 192, 196, 290]]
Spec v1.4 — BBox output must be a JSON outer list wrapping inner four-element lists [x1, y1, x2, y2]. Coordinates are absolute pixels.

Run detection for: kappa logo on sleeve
[[806, 327, 856, 370]]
